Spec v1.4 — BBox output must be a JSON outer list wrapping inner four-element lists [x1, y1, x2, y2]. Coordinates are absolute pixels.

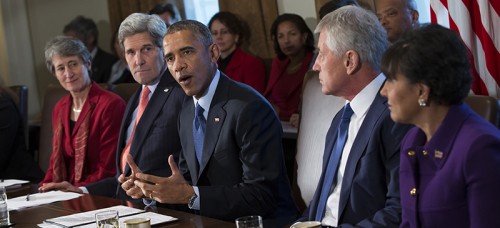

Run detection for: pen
[[26, 194, 30, 201]]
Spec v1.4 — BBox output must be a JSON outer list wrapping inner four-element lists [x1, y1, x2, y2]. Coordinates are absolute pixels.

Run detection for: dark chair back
[[38, 84, 68, 172], [464, 95, 499, 127], [109, 83, 141, 102], [8, 85, 29, 145]]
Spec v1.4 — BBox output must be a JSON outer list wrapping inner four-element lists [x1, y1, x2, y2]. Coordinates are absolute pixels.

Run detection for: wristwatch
[[188, 192, 198, 208]]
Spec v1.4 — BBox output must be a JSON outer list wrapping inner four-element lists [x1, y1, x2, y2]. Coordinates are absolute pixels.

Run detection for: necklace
[[72, 107, 82, 112]]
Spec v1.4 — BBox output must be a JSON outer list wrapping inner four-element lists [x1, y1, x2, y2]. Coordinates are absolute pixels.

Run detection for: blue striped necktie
[[193, 103, 206, 164]]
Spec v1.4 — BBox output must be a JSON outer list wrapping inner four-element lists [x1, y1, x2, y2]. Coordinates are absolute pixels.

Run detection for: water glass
[[0, 187, 9, 226], [95, 210, 119, 228], [235, 215, 263, 228]]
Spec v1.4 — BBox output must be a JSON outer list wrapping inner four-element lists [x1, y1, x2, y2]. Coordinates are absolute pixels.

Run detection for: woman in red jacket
[[208, 12, 266, 94], [265, 14, 314, 123], [39, 36, 125, 192]]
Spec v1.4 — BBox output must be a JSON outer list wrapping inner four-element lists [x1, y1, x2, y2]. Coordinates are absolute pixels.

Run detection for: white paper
[[7, 191, 82, 211], [75, 211, 178, 228], [0, 179, 29, 188], [44, 205, 144, 227]]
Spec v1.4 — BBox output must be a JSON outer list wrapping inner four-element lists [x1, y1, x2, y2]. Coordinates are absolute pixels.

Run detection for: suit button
[[408, 150, 416, 156], [410, 188, 417, 196]]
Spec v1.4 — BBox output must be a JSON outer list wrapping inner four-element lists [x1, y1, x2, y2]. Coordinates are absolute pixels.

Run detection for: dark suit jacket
[[0, 91, 44, 182], [177, 74, 298, 224], [304, 89, 410, 227], [400, 104, 500, 228], [87, 71, 186, 202], [91, 48, 117, 83]]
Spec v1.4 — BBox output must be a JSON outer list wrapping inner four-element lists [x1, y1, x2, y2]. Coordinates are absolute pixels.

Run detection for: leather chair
[[109, 82, 140, 102], [38, 84, 68, 172], [8, 85, 28, 144], [464, 95, 499, 127], [293, 70, 345, 211]]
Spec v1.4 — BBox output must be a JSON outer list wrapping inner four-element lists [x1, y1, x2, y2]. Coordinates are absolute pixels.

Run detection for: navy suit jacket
[[87, 71, 186, 202], [304, 88, 410, 227], [177, 74, 298, 224]]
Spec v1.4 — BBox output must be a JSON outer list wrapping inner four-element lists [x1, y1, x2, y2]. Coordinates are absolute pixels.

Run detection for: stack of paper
[[7, 191, 82, 211], [0, 179, 29, 189], [40, 205, 177, 227]]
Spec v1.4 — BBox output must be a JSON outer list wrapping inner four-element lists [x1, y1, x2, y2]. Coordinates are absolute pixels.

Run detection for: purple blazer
[[400, 103, 500, 228]]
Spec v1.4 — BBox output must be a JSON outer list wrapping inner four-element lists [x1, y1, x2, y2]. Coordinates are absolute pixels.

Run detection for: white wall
[[277, 0, 318, 33]]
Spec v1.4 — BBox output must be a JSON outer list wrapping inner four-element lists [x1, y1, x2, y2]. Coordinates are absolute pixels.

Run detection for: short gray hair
[[44, 36, 91, 75], [166, 20, 213, 48], [315, 5, 388, 71], [118, 13, 166, 50]]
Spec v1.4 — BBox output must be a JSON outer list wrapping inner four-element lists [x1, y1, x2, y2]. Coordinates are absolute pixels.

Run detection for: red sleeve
[[242, 57, 267, 94]]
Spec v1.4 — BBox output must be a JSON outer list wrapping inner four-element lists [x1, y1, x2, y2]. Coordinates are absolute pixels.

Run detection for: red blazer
[[41, 82, 125, 187], [218, 48, 266, 94], [264, 51, 313, 120]]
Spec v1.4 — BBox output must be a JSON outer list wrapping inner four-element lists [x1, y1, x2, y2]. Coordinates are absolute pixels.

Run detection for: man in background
[[63, 15, 117, 83], [375, 0, 419, 43]]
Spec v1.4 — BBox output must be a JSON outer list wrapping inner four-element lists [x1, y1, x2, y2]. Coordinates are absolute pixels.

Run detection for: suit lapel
[[198, 75, 229, 177], [338, 92, 387, 216], [126, 72, 174, 174]]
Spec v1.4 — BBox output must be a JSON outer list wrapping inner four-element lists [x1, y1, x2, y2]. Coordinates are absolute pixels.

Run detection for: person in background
[[300, 6, 410, 227], [85, 13, 187, 206], [0, 84, 44, 182], [265, 13, 314, 127], [63, 15, 118, 83], [319, 0, 359, 19], [208, 11, 266, 94], [375, 0, 419, 43], [39, 36, 125, 192], [107, 30, 135, 85], [380, 23, 500, 228], [148, 1, 181, 27], [123, 20, 298, 227]]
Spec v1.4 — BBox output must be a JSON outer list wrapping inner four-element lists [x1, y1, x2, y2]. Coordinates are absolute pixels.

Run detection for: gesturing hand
[[134, 155, 194, 204], [118, 154, 144, 199]]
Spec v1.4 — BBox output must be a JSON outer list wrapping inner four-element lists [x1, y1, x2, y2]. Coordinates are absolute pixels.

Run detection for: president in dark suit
[[299, 6, 410, 227], [85, 13, 186, 203], [127, 20, 298, 226]]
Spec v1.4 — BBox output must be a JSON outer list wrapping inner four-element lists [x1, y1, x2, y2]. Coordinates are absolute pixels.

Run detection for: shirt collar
[[348, 73, 386, 117], [192, 69, 220, 116]]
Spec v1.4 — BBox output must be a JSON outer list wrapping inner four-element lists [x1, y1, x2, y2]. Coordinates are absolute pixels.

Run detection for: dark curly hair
[[270, 13, 315, 60], [381, 23, 472, 106], [208, 11, 250, 47]]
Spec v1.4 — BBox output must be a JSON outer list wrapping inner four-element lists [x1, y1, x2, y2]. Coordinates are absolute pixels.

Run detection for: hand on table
[[38, 181, 83, 193]]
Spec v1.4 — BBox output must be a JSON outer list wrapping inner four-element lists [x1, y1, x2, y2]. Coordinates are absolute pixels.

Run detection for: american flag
[[430, 0, 500, 98]]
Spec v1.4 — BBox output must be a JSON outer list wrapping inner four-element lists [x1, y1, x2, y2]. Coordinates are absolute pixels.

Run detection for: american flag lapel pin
[[164, 88, 169, 92], [434, 150, 443, 159], [214, 117, 220, 123]]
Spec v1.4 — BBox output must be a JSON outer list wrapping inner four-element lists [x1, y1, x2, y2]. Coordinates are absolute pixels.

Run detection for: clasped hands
[[118, 154, 194, 204]]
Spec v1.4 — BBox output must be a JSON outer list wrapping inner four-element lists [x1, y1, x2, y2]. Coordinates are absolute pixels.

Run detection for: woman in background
[[0, 84, 44, 182], [208, 11, 266, 93], [39, 36, 125, 192], [265, 13, 314, 124], [380, 23, 500, 227]]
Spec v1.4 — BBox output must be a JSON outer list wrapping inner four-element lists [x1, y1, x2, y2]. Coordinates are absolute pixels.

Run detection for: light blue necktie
[[193, 103, 206, 164], [315, 103, 354, 221]]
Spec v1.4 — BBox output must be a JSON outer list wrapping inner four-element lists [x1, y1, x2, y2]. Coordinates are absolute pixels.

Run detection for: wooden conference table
[[9, 192, 234, 227]]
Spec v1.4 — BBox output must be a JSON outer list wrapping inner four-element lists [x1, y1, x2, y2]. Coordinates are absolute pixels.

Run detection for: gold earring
[[418, 98, 427, 107]]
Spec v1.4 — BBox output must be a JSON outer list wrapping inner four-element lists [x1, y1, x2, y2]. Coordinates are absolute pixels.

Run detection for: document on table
[[40, 205, 177, 227], [0, 179, 29, 188], [7, 191, 82, 211]]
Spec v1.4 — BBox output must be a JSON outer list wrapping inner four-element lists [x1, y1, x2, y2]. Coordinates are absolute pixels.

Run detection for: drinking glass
[[235, 215, 262, 228], [0, 187, 9, 226], [95, 210, 119, 228]]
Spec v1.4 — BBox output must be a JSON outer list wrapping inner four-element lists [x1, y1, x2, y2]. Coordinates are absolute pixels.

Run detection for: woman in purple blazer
[[380, 23, 500, 227]]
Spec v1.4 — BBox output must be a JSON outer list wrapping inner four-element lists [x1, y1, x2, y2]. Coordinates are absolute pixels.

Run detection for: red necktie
[[120, 87, 151, 172]]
